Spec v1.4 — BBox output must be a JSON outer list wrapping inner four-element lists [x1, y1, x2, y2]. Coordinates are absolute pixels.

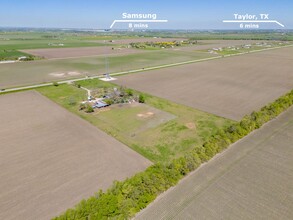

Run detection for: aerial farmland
[[135, 106, 293, 220], [0, 91, 151, 219], [116, 46, 293, 120], [0, 2, 293, 219], [0, 29, 292, 220]]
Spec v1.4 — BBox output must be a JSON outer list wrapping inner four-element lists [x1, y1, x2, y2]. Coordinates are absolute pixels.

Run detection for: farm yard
[[91, 103, 177, 140], [136, 106, 293, 220], [116, 46, 293, 120], [37, 79, 233, 163], [0, 91, 151, 220]]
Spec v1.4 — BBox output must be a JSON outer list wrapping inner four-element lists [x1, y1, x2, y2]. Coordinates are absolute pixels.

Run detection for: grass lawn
[[37, 79, 234, 163], [93, 103, 177, 141]]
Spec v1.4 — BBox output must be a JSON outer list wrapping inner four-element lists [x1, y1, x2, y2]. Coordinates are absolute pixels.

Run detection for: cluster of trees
[[130, 40, 197, 49], [130, 41, 176, 49], [138, 94, 145, 103], [79, 103, 94, 113], [0, 49, 36, 61], [78, 87, 145, 113], [54, 89, 293, 220], [101, 87, 140, 105]]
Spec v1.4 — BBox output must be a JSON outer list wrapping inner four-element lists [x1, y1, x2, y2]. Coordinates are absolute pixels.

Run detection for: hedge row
[[54, 89, 293, 220]]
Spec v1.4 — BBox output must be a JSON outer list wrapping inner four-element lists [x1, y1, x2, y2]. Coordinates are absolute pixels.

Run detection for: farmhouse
[[93, 101, 109, 108], [18, 56, 27, 61]]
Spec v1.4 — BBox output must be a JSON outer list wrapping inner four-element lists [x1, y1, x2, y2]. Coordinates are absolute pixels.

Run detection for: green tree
[[85, 104, 94, 113], [138, 94, 145, 103], [52, 81, 59, 87], [126, 89, 133, 96]]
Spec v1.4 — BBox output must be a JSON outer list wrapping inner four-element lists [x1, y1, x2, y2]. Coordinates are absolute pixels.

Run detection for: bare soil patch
[[137, 111, 155, 119], [49, 71, 82, 78], [0, 91, 151, 220], [185, 122, 196, 129]]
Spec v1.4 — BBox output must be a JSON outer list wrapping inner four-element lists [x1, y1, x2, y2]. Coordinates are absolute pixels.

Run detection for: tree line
[[54, 89, 293, 220]]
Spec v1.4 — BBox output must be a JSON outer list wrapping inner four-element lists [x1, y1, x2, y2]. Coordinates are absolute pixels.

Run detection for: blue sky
[[0, 0, 292, 29]]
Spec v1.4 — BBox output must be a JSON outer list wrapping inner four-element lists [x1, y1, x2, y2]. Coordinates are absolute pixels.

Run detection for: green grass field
[[0, 31, 138, 60], [0, 39, 112, 50], [37, 79, 233, 163], [0, 49, 34, 60]]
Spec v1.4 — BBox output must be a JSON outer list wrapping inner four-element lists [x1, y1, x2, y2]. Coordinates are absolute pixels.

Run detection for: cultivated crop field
[[0, 50, 214, 88], [117, 46, 293, 120], [0, 37, 107, 51], [89, 37, 187, 44], [0, 91, 151, 220], [21, 46, 146, 59], [136, 106, 293, 220], [0, 31, 148, 60], [0, 31, 118, 50]]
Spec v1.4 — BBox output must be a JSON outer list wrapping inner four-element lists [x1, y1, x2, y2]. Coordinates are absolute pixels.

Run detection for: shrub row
[[54, 89, 293, 220]]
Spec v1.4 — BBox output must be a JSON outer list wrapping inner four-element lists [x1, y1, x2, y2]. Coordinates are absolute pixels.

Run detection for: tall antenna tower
[[105, 56, 109, 75], [104, 39, 110, 77]]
